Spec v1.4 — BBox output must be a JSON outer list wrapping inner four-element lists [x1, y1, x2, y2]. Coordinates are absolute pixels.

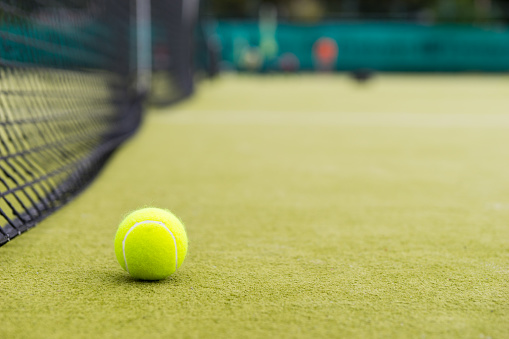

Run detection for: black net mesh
[[150, 0, 194, 105], [0, 0, 205, 246]]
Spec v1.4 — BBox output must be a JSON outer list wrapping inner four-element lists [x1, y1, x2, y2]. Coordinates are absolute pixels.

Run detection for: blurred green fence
[[0, 23, 108, 68], [213, 21, 509, 72]]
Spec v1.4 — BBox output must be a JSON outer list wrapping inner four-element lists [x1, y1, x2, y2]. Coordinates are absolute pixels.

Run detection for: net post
[[136, 0, 152, 96]]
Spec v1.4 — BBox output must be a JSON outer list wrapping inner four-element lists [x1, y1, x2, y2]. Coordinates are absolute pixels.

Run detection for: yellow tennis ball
[[114, 207, 188, 280]]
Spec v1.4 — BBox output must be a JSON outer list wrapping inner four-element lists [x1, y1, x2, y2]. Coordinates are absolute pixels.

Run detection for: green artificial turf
[[1, 75, 508, 338]]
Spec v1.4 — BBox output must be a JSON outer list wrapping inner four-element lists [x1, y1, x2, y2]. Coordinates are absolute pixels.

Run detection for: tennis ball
[[114, 207, 188, 280]]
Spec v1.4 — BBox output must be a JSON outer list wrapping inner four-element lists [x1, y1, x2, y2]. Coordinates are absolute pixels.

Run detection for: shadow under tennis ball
[[104, 270, 187, 285]]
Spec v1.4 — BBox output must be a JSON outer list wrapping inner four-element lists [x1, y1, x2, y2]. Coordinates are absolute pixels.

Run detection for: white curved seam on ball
[[160, 223, 179, 272], [122, 220, 179, 274]]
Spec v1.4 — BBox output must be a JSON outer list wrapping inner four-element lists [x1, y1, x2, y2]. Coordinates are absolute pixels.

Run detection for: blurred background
[[200, 0, 509, 73]]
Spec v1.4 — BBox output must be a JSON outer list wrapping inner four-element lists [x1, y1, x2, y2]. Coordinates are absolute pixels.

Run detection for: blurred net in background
[[0, 0, 213, 246]]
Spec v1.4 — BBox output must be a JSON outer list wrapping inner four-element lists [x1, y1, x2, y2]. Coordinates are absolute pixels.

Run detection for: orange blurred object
[[313, 37, 338, 70]]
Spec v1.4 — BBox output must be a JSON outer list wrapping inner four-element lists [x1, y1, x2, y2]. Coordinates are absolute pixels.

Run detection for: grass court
[[1, 75, 508, 338]]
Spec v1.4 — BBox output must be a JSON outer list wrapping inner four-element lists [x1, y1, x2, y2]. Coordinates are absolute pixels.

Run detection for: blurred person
[[313, 37, 338, 71]]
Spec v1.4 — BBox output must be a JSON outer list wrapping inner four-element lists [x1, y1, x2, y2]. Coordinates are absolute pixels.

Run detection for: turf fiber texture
[[1, 75, 508, 338]]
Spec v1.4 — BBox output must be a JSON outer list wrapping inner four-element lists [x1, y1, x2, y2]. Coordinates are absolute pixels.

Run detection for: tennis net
[[0, 0, 208, 246]]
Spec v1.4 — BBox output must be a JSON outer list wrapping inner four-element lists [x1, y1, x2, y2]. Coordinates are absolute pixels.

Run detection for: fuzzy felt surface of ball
[[114, 207, 188, 280]]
